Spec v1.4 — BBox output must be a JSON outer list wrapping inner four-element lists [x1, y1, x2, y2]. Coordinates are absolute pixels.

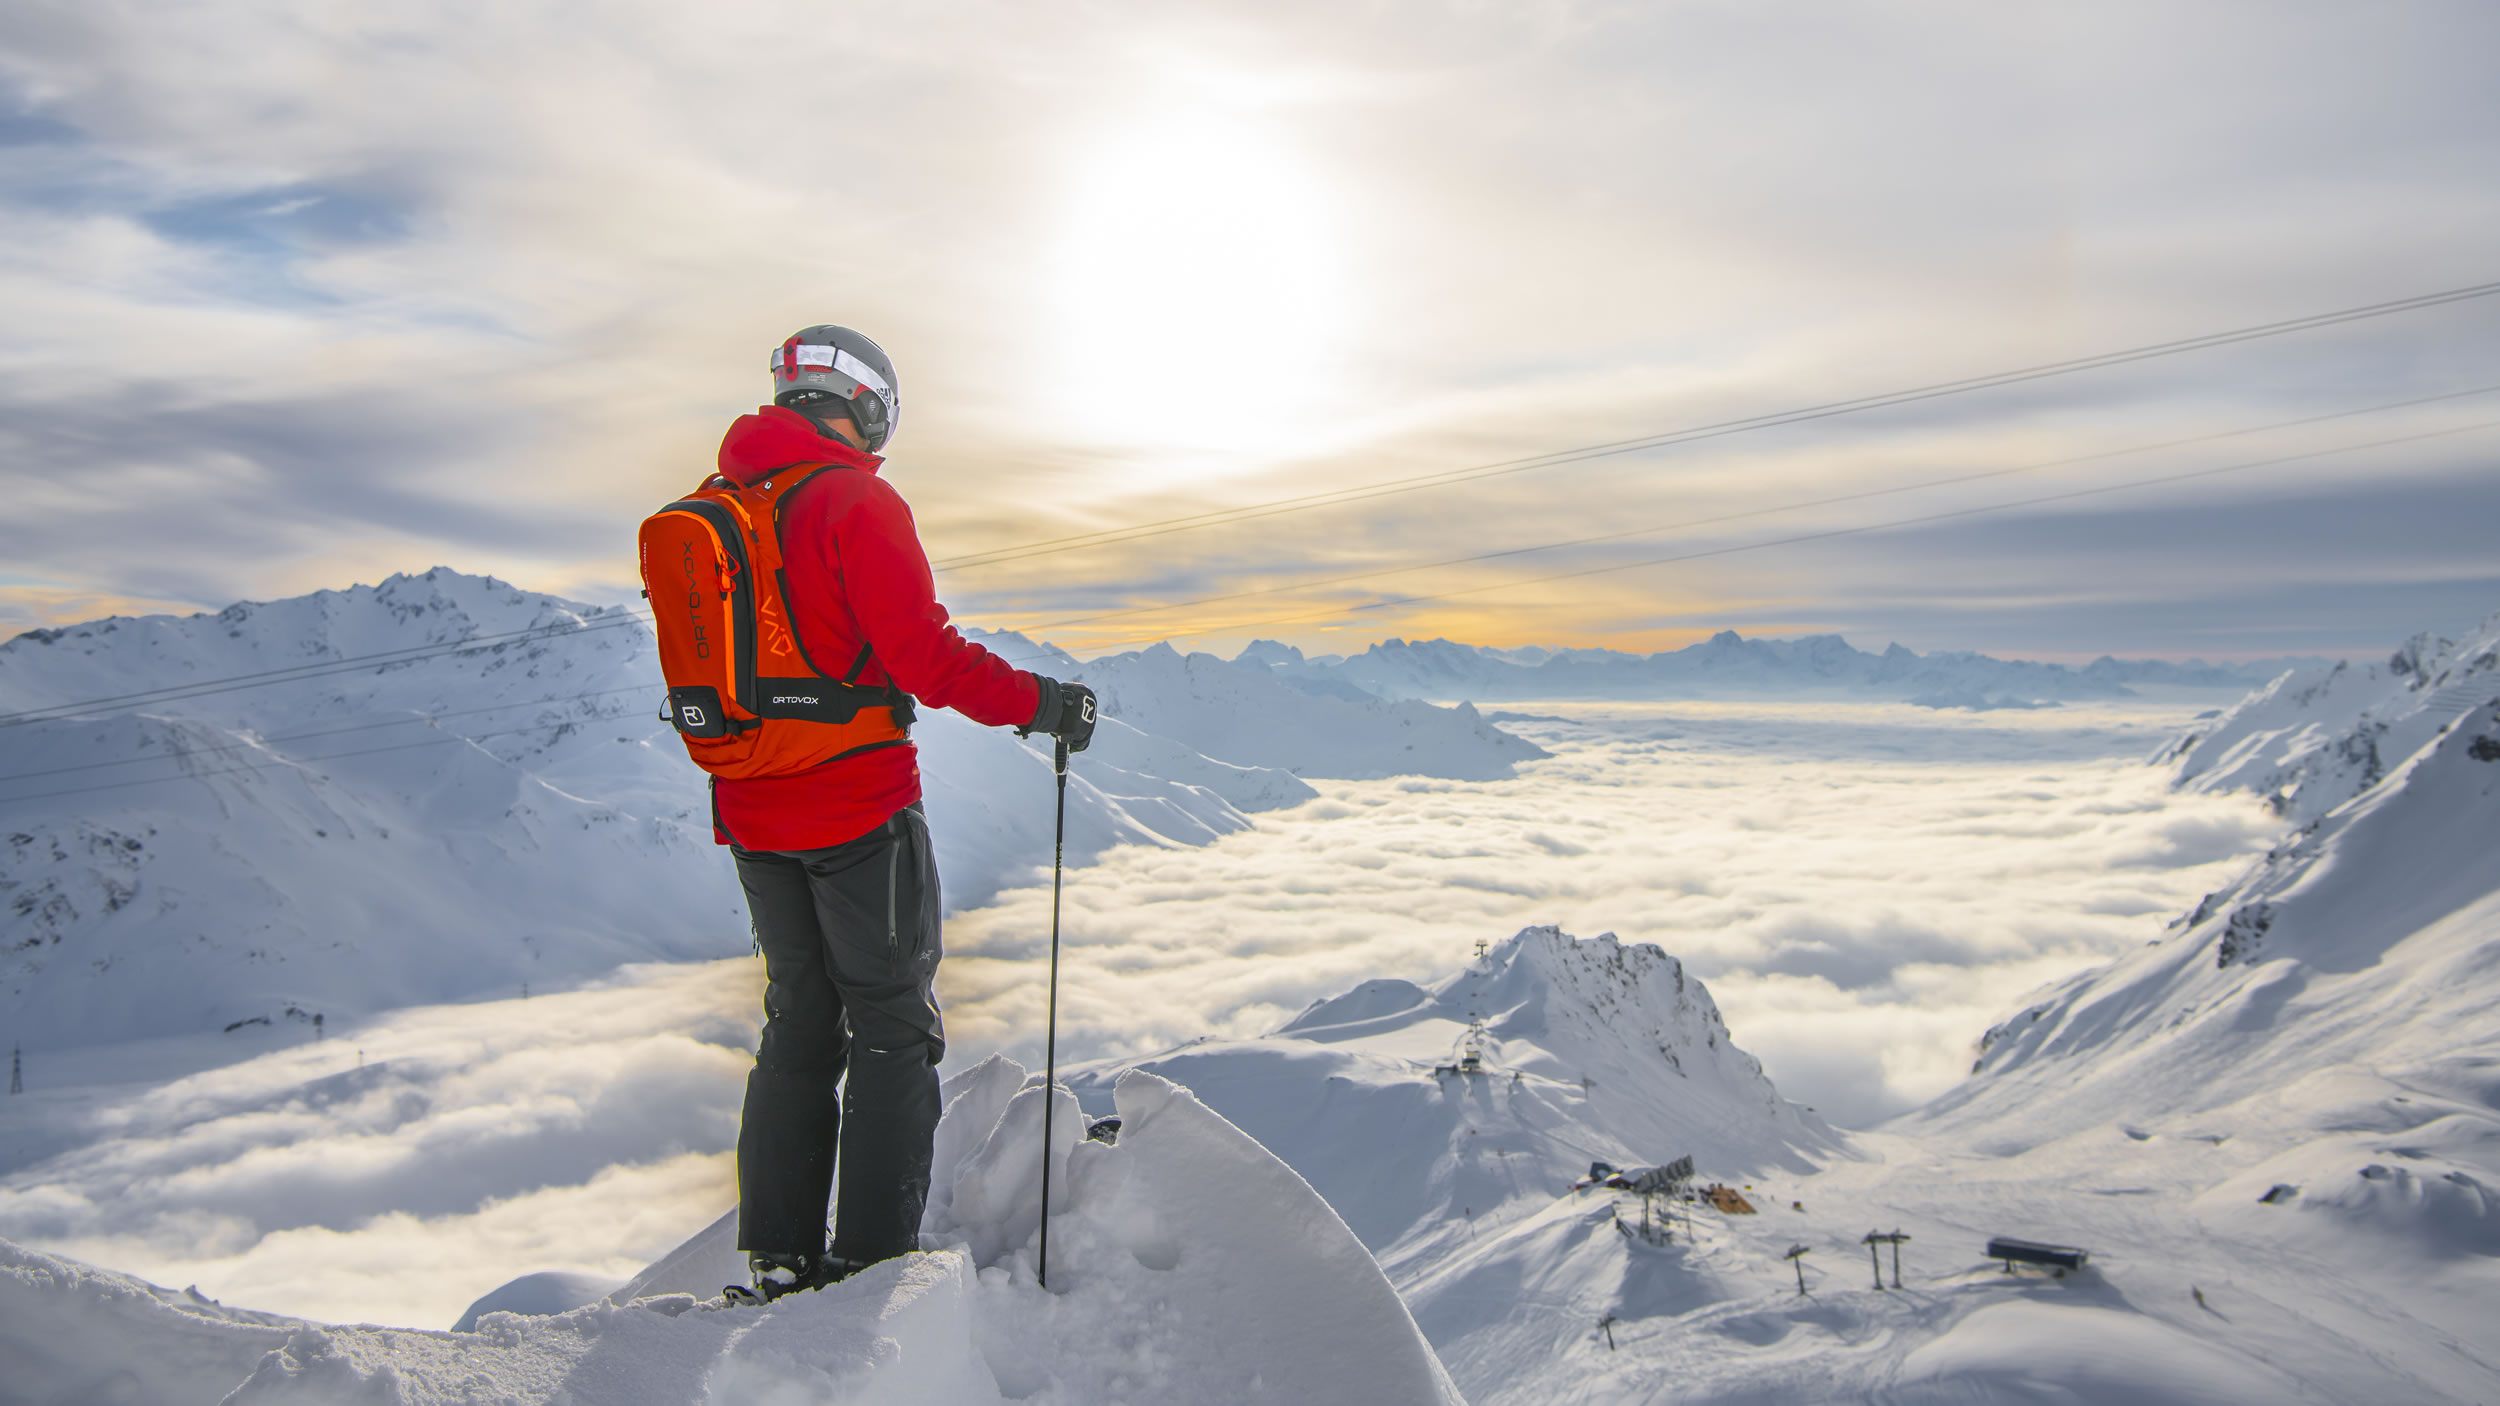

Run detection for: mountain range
[[1237, 632, 2323, 707]]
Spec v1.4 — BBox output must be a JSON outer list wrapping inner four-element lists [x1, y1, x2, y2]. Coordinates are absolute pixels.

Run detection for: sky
[[0, 698, 2273, 1329], [3, 1, 2499, 660]]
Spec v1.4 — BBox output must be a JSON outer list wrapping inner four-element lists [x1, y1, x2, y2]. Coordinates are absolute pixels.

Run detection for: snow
[[2156, 604, 2500, 822], [0, 1238, 306, 1403], [1893, 1299, 2314, 1404], [450, 1270, 623, 1333]]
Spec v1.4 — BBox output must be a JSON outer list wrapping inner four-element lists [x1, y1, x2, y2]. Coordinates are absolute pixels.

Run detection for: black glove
[[1019, 676, 1098, 753]]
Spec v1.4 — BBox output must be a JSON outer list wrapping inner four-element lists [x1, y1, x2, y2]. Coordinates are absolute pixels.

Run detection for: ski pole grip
[[1055, 738, 1068, 776]]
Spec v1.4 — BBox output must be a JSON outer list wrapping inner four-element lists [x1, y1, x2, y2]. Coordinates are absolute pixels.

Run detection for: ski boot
[[719, 1249, 860, 1307]]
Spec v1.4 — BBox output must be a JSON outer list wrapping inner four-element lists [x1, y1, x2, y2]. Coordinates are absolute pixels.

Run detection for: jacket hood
[[717, 404, 883, 486]]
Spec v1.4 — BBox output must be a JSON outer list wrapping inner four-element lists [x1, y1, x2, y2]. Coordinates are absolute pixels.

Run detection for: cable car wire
[[1003, 416, 2500, 654], [0, 685, 656, 787], [980, 382, 2500, 638], [0, 615, 649, 729], [930, 277, 2500, 572]]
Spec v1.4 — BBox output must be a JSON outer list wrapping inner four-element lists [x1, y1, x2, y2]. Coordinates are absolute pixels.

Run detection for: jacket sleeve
[[831, 477, 1044, 729]]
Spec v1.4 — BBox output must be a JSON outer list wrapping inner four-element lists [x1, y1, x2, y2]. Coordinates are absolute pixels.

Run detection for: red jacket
[[707, 405, 1042, 850]]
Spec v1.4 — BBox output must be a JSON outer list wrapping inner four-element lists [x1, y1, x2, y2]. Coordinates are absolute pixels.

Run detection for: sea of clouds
[[0, 698, 2276, 1328], [940, 699, 2275, 1122]]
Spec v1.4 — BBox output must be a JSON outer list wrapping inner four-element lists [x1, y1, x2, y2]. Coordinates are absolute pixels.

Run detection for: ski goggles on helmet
[[771, 337, 895, 445]]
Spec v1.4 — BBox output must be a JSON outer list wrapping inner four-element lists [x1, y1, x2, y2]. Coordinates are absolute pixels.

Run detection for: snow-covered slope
[[0, 1054, 1466, 1405], [2155, 605, 2500, 822], [1247, 632, 2305, 705], [1938, 693, 2500, 1141], [0, 570, 1533, 1052], [0, 571, 750, 1054]]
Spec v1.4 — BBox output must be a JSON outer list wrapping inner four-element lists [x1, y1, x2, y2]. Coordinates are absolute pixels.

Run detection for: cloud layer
[[938, 700, 2275, 1125], [0, 963, 756, 1328]]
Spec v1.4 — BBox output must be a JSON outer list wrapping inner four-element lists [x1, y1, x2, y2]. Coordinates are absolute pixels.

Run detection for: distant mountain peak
[[1087, 925, 1835, 1254]]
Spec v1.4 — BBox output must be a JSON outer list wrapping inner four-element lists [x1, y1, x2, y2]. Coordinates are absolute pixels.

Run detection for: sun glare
[[1052, 106, 1348, 457]]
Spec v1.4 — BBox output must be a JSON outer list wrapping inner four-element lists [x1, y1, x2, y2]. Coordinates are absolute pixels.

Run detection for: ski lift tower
[[1783, 1242, 1812, 1295], [1459, 1013, 1487, 1075], [1863, 1229, 1911, 1289]]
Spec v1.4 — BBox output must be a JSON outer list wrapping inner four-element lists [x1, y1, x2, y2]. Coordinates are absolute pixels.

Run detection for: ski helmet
[[769, 325, 900, 452]]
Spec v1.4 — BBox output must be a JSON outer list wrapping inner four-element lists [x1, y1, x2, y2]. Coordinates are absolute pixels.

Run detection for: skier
[[646, 325, 1096, 1303]]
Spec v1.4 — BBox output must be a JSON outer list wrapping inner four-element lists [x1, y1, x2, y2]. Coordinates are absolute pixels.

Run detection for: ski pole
[[1038, 737, 1069, 1289]]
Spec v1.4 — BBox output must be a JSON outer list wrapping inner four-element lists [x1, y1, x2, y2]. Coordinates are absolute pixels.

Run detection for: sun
[[1050, 105, 1349, 456]]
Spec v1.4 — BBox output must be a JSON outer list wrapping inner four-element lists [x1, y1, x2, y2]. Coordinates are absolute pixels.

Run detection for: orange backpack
[[637, 465, 914, 780]]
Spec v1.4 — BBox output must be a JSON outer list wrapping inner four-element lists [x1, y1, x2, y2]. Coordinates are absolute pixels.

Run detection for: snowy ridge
[[1946, 692, 2500, 1131], [2155, 604, 2500, 822], [1071, 927, 1835, 1252], [0, 570, 1534, 1051], [1241, 632, 2306, 705]]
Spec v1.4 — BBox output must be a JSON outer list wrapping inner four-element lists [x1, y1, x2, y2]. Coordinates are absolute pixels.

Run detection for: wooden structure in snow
[[1701, 1184, 1756, 1214]]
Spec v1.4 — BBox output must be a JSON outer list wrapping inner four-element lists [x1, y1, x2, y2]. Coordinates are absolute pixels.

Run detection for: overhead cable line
[[0, 614, 649, 729], [0, 685, 655, 787], [930, 277, 2500, 573], [986, 382, 2500, 637], [1005, 417, 2500, 655], [0, 716, 640, 808]]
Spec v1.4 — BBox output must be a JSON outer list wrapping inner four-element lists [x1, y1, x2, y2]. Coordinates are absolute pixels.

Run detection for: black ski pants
[[732, 803, 944, 1267]]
